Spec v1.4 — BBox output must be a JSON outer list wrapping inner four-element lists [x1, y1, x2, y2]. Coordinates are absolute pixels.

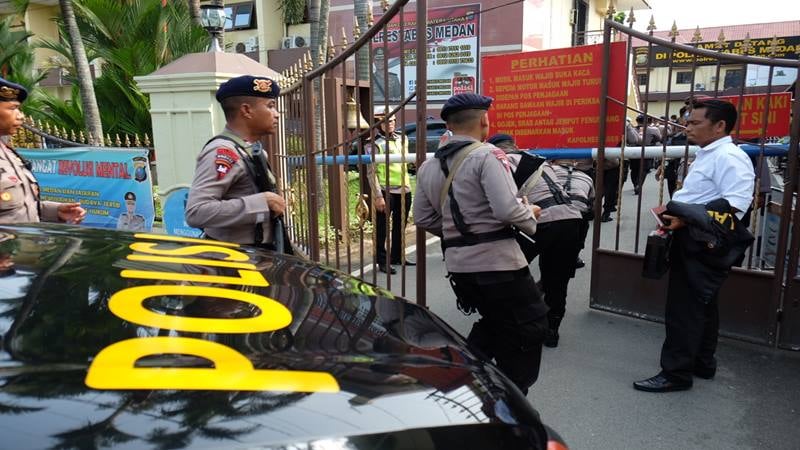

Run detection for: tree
[[59, 0, 103, 145], [187, 0, 201, 26]]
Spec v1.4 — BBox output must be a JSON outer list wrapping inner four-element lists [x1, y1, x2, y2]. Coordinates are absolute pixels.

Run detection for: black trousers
[[602, 167, 620, 215], [450, 267, 548, 394], [630, 158, 651, 190], [660, 242, 720, 384], [664, 158, 680, 198], [376, 191, 411, 263], [525, 219, 582, 320]]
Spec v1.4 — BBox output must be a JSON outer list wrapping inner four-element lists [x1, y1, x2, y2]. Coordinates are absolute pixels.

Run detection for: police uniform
[[520, 161, 592, 347], [413, 93, 548, 394], [117, 192, 146, 231], [0, 79, 60, 224], [366, 110, 413, 270], [185, 75, 282, 247]]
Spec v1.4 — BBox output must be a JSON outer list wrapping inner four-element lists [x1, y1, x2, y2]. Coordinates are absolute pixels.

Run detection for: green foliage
[[26, 0, 208, 137], [279, 0, 307, 25], [613, 11, 626, 24]]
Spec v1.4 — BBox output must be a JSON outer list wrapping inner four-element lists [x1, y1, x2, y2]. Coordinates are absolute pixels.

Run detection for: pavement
[[366, 173, 800, 450]]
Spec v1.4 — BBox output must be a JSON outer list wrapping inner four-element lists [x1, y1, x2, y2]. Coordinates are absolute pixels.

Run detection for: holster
[[447, 273, 477, 315]]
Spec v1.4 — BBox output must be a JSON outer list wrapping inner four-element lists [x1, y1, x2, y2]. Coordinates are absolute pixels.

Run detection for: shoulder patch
[[490, 148, 511, 172], [214, 147, 239, 180]]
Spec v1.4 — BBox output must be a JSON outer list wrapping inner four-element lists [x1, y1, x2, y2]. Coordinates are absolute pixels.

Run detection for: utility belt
[[441, 227, 516, 250]]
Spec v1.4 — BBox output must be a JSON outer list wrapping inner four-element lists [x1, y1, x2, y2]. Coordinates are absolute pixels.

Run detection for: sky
[[631, 0, 799, 32]]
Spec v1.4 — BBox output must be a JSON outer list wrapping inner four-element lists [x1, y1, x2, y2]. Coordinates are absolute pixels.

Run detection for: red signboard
[[482, 42, 627, 149], [718, 92, 791, 140]]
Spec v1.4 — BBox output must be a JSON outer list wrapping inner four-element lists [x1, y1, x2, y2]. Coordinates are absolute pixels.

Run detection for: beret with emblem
[[0, 77, 28, 103], [440, 93, 492, 121], [216, 75, 280, 103], [487, 133, 515, 146], [124, 191, 136, 201]]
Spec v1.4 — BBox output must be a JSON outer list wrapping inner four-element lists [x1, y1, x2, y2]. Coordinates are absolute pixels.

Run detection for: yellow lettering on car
[[109, 285, 290, 332], [121, 268, 269, 287], [130, 243, 250, 261], [127, 254, 256, 270], [134, 233, 240, 248], [86, 337, 339, 392]]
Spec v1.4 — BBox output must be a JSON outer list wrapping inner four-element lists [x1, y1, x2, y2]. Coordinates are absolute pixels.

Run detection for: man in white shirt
[[634, 99, 754, 393]]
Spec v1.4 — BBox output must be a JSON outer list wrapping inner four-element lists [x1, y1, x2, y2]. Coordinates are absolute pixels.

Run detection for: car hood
[[0, 224, 546, 449]]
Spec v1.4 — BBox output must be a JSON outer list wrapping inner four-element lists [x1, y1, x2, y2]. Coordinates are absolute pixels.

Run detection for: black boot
[[544, 317, 562, 348]]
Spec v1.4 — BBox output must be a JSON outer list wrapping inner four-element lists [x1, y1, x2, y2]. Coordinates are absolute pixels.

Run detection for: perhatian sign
[[482, 42, 627, 149]]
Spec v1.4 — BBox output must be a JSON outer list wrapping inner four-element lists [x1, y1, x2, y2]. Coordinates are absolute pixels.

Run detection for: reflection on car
[[0, 224, 566, 449]]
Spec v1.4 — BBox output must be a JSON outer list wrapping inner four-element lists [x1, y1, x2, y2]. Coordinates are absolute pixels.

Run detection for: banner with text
[[634, 36, 800, 67], [482, 41, 627, 149], [719, 92, 792, 139], [18, 148, 155, 231], [373, 4, 480, 102]]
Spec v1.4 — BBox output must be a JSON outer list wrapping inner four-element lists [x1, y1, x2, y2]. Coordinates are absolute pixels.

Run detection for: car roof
[[0, 224, 547, 449]]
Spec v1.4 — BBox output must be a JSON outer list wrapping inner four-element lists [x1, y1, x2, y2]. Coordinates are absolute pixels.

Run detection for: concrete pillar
[[135, 52, 280, 194]]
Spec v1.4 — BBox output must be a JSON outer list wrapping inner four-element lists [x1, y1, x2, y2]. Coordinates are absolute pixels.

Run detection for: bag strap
[[438, 141, 483, 211]]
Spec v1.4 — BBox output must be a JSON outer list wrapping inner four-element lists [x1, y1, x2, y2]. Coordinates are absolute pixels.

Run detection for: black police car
[[0, 224, 566, 449]]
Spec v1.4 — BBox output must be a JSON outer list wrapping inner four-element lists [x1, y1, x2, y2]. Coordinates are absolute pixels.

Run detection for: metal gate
[[591, 13, 800, 349], [267, 0, 431, 305]]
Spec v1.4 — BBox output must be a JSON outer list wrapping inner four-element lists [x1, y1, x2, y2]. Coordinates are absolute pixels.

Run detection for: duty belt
[[442, 227, 516, 250]]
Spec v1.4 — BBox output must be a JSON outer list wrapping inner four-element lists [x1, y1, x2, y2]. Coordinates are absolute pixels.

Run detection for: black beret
[[216, 75, 280, 103], [487, 133, 514, 146], [124, 191, 136, 201], [440, 93, 492, 121], [0, 77, 28, 102]]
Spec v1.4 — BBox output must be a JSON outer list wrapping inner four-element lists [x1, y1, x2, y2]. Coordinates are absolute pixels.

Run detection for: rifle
[[250, 141, 292, 255]]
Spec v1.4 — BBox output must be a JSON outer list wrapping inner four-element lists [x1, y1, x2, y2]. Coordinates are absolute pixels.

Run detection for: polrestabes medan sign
[[482, 42, 627, 149], [635, 36, 800, 67]]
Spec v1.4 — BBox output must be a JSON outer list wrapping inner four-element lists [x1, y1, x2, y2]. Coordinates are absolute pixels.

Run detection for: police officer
[[186, 75, 287, 249], [116, 191, 146, 231], [0, 77, 86, 225], [366, 107, 414, 274], [414, 93, 548, 394], [551, 158, 595, 269]]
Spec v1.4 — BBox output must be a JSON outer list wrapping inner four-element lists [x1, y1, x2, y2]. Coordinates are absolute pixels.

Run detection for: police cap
[[124, 191, 136, 201], [216, 75, 281, 103], [440, 93, 492, 121], [0, 77, 28, 103], [487, 133, 514, 146]]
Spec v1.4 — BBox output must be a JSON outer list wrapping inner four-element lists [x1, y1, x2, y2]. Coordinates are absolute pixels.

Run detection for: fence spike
[[381, 0, 389, 12], [669, 21, 679, 42], [768, 35, 779, 57], [647, 16, 656, 35], [691, 26, 703, 44], [70, 129, 76, 142], [741, 32, 752, 53], [79, 130, 86, 143], [353, 16, 361, 40], [367, 2, 374, 26], [328, 35, 336, 58], [144, 134, 151, 147], [105, 133, 112, 146], [319, 46, 326, 65], [341, 27, 348, 47], [124, 134, 131, 147], [605, 2, 616, 18], [114, 133, 122, 146], [715, 29, 727, 49], [305, 51, 312, 71], [134, 134, 141, 147], [626, 8, 636, 27]]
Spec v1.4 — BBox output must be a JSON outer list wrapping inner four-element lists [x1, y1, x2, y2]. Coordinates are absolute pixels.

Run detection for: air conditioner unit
[[695, 83, 706, 90], [234, 37, 259, 54], [281, 35, 308, 49]]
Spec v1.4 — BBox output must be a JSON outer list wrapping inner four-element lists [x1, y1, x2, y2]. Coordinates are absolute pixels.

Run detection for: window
[[724, 69, 744, 89], [224, 2, 256, 31], [637, 73, 649, 86], [676, 72, 693, 84]]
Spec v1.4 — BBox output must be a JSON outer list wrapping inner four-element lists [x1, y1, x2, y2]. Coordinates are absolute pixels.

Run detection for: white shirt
[[672, 135, 754, 215]]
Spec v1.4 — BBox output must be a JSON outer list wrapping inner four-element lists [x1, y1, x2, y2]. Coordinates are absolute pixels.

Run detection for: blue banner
[[18, 148, 155, 231], [162, 187, 202, 238]]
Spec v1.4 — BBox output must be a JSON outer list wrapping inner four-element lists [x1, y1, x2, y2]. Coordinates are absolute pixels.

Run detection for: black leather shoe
[[601, 213, 613, 222], [378, 263, 396, 274], [575, 257, 585, 269], [543, 329, 559, 348], [633, 374, 692, 392], [693, 368, 716, 379]]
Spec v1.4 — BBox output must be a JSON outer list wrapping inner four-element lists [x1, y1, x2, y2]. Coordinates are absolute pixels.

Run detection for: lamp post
[[199, 2, 226, 52]]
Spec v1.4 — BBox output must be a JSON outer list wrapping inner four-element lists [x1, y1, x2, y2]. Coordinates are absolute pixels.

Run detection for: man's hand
[[57, 202, 86, 224], [530, 204, 542, 220], [374, 196, 386, 213], [264, 192, 286, 217], [661, 214, 685, 231]]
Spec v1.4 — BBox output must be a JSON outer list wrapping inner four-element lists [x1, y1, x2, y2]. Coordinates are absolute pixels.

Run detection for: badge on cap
[[214, 147, 239, 180], [253, 79, 273, 93]]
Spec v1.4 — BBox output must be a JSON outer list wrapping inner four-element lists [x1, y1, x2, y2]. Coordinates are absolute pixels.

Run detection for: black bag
[[642, 229, 672, 279]]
